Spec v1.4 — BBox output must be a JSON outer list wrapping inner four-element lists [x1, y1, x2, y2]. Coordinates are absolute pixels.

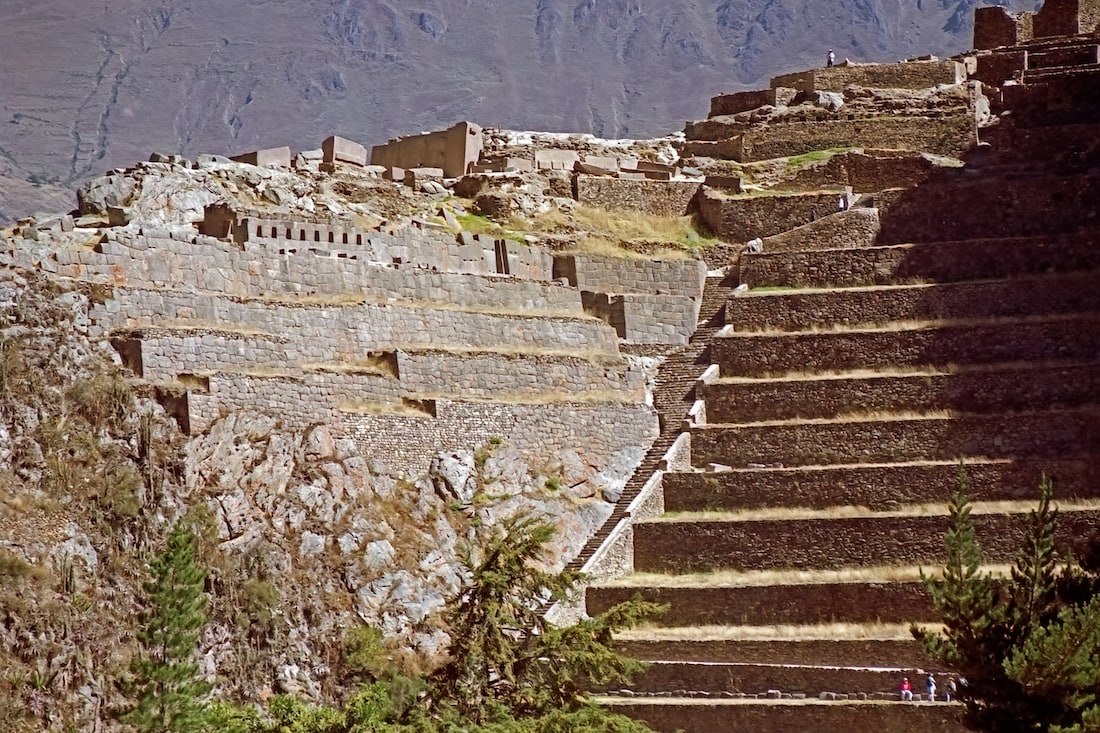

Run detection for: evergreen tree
[[122, 518, 213, 733], [430, 515, 663, 725], [918, 470, 1100, 733]]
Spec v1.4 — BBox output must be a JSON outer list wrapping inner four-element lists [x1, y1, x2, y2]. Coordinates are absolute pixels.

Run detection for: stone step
[[601, 698, 966, 733], [587, 578, 934, 626], [710, 314, 1100, 376], [613, 634, 930, 668], [690, 408, 1100, 468], [662, 457, 1098, 513], [725, 271, 1100, 333], [739, 233, 1100, 289], [632, 506, 1100, 573], [700, 362, 1100, 423], [590, 660, 911, 697]]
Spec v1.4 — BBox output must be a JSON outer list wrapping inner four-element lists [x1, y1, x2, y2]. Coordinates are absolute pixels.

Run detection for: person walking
[[926, 672, 937, 702], [827, 48, 835, 67], [900, 676, 913, 701], [946, 676, 957, 702]]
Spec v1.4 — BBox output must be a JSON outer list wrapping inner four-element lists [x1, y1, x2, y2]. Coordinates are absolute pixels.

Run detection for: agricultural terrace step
[[690, 408, 1100, 468], [602, 698, 966, 733], [613, 635, 930, 668], [94, 288, 617, 353], [710, 315, 1100, 376], [700, 362, 1100, 422], [739, 234, 1100, 289], [586, 580, 934, 627], [662, 457, 1099, 513], [632, 506, 1100, 573], [725, 272, 1100, 332], [115, 328, 630, 385], [588, 660, 912, 697], [877, 171, 1100, 243]]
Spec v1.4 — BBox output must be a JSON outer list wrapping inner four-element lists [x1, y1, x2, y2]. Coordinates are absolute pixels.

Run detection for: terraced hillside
[[583, 22, 1100, 733]]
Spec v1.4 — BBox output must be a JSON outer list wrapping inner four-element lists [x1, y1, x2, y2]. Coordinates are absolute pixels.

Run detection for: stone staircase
[[582, 32, 1100, 733]]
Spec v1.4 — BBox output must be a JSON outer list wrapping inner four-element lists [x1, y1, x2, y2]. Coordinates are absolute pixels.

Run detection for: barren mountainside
[[1, 0, 1040, 222]]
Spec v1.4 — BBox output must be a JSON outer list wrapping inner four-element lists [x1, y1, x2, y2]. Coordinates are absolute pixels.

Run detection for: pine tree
[[430, 515, 662, 725], [122, 518, 212, 733], [919, 470, 1100, 733]]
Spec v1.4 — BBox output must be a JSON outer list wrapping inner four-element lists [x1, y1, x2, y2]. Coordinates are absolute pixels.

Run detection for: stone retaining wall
[[185, 371, 403, 435], [592, 661, 904, 696], [553, 253, 706, 298], [701, 364, 1100, 423], [587, 581, 934, 626], [609, 699, 966, 733], [756, 208, 881, 254], [690, 409, 1100, 467], [662, 458, 1100, 513], [698, 189, 850, 243], [683, 117, 975, 163], [711, 316, 1100, 375], [45, 235, 580, 319], [394, 350, 645, 400], [632, 509, 1100, 573], [582, 292, 700, 345], [726, 271, 1100, 331], [341, 400, 658, 476], [878, 172, 1100, 243], [739, 234, 1100, 288], [779, 151, 940, 193], [97, 292, 620, 365], [614, 638, 930, 668], [770, 60, 965, 92], [709, 88, 798, 117], [574, 177, 701, 217]]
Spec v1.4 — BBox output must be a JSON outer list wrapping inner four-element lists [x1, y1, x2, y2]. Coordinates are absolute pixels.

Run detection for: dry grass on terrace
[[512, 204, 715, 255], [654, 499, 1100, 523], [404, 342, 624, 364], [337, 400, 433, 417], [599, 564, 1017, 589]]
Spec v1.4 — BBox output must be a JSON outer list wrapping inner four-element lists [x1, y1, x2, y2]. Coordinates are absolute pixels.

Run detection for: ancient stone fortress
[[3, 0, 1100, 728]]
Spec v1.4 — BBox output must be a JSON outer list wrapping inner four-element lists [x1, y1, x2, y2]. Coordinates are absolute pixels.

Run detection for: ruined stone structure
[[370, 121, 484, 178], [975, 0, 1100, 49]]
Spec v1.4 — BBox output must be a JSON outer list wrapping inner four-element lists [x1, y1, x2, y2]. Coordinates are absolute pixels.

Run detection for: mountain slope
[[0, 0, 1039, 221]]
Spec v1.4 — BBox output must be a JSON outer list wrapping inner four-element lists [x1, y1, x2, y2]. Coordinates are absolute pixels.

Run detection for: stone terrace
[[583, 19, 1100, 733]]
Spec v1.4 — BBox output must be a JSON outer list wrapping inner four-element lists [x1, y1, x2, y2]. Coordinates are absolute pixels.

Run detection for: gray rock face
[[76, 175, 136, 215]]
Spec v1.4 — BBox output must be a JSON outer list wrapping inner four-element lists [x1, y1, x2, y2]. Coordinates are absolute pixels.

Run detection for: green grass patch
[[784, 147, 857, 170]]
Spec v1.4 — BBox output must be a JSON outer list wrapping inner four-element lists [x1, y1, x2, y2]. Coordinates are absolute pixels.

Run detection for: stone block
[[583, 154, 619, 170], [383, 166, 405, 182], [534, 149, 581, 170], [322, 135, 368, 167], [704, 175, 743, 192], [107, 206, 131, 227], [231, 146, 292, 168]]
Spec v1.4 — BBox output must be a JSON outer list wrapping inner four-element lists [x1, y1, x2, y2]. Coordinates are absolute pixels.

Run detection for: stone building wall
[[580, 292, 700, 345], [769, 60, 965, 92], [370, 121, 483, 177], [341, 400, 658, 476], [573, 177, 701, 217], [698, 188, 850, 242]]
